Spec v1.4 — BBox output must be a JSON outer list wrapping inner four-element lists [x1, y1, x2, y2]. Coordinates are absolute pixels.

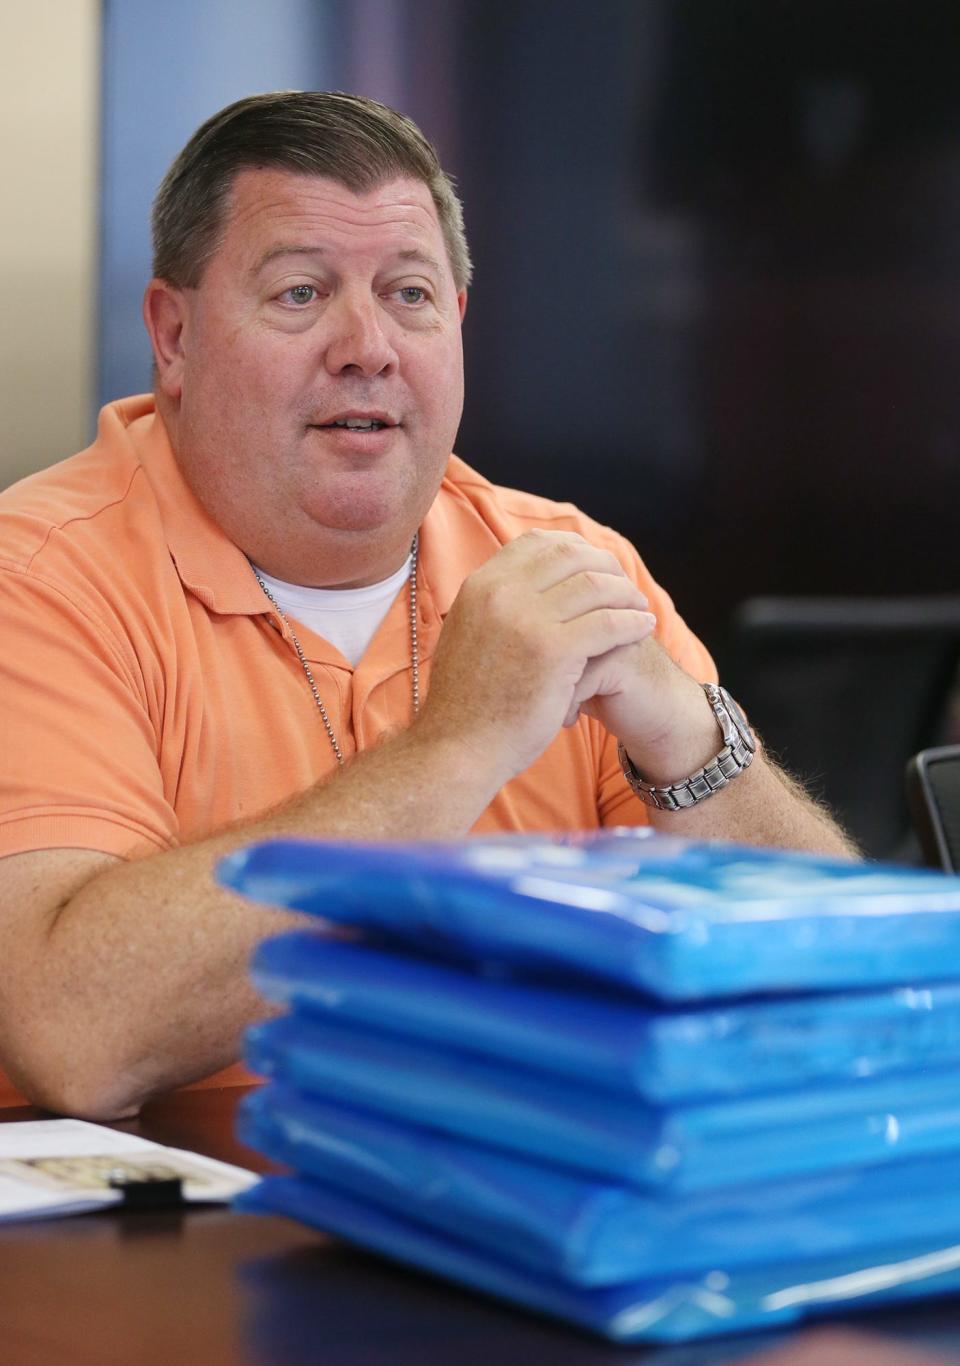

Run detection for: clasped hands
[[420, 529, 719, 786]]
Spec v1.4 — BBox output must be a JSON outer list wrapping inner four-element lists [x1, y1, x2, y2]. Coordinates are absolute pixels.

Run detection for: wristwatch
[[618, 683, 757, 812]]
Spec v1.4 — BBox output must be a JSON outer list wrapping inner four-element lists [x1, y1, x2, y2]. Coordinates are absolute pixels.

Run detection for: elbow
[[38, 1074, 144, 1123], [5, 1042, 146, 1121]]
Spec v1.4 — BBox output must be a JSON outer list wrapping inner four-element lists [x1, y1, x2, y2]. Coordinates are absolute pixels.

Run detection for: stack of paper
[[221, 830, 960, 1343]]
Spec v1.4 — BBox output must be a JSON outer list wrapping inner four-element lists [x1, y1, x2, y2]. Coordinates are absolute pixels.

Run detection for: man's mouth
[[312, 413, 398, 432], [326, 418, 387, 430]]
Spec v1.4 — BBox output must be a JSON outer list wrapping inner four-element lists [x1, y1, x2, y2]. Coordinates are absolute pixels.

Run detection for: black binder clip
[[108, 1170, 185, 1209]]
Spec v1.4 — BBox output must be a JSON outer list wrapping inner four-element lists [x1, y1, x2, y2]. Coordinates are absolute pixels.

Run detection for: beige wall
[[0, 1, 100, 488]]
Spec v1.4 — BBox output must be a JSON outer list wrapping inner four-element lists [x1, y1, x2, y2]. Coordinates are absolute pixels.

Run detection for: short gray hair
[[151, 90, 472, 290]]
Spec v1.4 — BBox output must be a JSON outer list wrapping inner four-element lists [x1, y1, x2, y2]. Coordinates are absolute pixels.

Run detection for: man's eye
[[397, 286, 426, 305], [283, 285, 317, 305]]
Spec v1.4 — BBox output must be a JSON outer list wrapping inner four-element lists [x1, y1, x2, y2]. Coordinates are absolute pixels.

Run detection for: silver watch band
[[618, 683, 756, 812]]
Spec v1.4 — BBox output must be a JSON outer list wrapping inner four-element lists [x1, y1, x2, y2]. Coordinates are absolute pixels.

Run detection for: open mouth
[[314, 416, 397, 432]]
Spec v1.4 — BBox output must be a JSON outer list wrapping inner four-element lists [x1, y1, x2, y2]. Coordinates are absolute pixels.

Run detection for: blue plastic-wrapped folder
[[237, 1172, 960, 1343], [244, 1013, 960, 1192], [226, 829, 960, 1343], [219, 830, 960, 1000], [238, 1083, 960, 1286], [251, 933, 960, 1103]]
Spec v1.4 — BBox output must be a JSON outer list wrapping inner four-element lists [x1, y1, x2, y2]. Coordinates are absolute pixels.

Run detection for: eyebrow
[[251, 245, 324, 277], [251, 246, 443, 276], [396, 249, 442, 273]]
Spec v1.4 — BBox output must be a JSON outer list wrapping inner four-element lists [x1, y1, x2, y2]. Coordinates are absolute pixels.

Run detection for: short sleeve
[[0, 566, 178, 859]]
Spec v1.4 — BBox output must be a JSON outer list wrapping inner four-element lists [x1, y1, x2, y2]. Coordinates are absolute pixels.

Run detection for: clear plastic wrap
[[236, 1172, 960, 1344], [251, 932, 960, 1103], [243, 1013, 960, 1193], [238, 1083, 960, 1286], [219, 830, 960, 1000]]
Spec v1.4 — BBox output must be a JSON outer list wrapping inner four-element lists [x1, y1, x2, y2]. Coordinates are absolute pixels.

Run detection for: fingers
[[495, 529, 629, 592], [561, 638, 657, 728], [544, 569, 649, 622], [559, 607, 657, 670], [454, 529, 651, 656]]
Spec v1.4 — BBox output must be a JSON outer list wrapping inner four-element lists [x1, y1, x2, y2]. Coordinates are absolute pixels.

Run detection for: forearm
[[647, 749, 859, 857], [14, 725, 505, 1119], [589, 639, 858, 859]]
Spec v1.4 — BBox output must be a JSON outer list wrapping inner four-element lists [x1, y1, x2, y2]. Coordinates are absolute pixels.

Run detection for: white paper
[[0, 1118, 257, 1222]]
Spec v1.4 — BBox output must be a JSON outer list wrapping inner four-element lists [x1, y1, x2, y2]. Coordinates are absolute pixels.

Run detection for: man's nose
[[323, 292, 399, 377]]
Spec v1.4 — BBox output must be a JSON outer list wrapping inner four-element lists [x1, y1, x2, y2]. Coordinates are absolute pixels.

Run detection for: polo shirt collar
[[418, 455, 503, 620], [125, 398, 273, 617]]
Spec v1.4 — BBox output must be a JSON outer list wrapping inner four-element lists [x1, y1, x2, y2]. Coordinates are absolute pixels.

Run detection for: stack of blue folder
[[220, 830, 960, 1344]]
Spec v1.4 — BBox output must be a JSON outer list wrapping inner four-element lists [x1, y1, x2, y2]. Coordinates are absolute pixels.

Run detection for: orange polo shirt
[[0, 395, 715, 1106]]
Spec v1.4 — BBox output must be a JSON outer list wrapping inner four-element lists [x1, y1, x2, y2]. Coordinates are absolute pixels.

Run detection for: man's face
[[151, 169, 467, 586]]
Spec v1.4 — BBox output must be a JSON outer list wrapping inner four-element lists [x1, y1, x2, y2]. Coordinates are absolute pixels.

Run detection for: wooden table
[[3, 1088, 960, 1366]]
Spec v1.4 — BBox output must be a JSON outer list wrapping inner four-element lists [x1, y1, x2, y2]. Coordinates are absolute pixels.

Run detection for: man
[[0, 93, 853, 1120]]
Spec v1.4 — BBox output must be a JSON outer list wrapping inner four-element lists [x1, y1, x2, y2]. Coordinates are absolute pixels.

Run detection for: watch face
[[719, 687, 758, 754]]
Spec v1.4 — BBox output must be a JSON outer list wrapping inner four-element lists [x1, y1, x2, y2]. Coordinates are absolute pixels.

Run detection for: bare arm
[[572, 633, 857, 857], [0, 727, 506, 1120], [0, 531, 656, 1119]]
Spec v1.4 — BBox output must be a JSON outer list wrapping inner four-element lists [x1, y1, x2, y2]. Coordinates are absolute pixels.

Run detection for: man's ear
[[457, 288, 468, 322], [143, 280, 189, 401]]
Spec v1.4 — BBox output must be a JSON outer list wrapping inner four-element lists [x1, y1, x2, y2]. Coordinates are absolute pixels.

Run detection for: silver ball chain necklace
[[251, 533, 420, 766]]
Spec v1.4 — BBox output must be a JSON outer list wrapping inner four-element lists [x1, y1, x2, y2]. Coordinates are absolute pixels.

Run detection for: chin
[[301, 482, 420, 536], [307, 505, 397, 535]]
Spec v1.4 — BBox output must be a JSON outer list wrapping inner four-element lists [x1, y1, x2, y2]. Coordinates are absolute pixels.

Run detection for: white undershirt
[[252, 554, 413, 666]]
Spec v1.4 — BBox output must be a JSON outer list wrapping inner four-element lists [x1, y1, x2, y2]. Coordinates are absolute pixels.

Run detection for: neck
[[253, 548, 414, 594], [250, 532, 417, 589]]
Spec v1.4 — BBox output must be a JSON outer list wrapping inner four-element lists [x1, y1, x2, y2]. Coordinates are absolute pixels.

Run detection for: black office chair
[[719, 596, 960, 860], [907, 746, 960, 873]]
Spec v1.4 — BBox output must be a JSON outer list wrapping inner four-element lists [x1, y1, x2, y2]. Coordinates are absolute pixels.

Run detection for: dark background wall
[[428, 0, 960, 648]]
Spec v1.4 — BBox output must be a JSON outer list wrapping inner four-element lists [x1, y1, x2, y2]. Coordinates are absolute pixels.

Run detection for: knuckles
[[514, 528, 586, 564]]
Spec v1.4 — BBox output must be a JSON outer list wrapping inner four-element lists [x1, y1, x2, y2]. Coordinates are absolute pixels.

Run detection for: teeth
[[331, 418, 384, 430]]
